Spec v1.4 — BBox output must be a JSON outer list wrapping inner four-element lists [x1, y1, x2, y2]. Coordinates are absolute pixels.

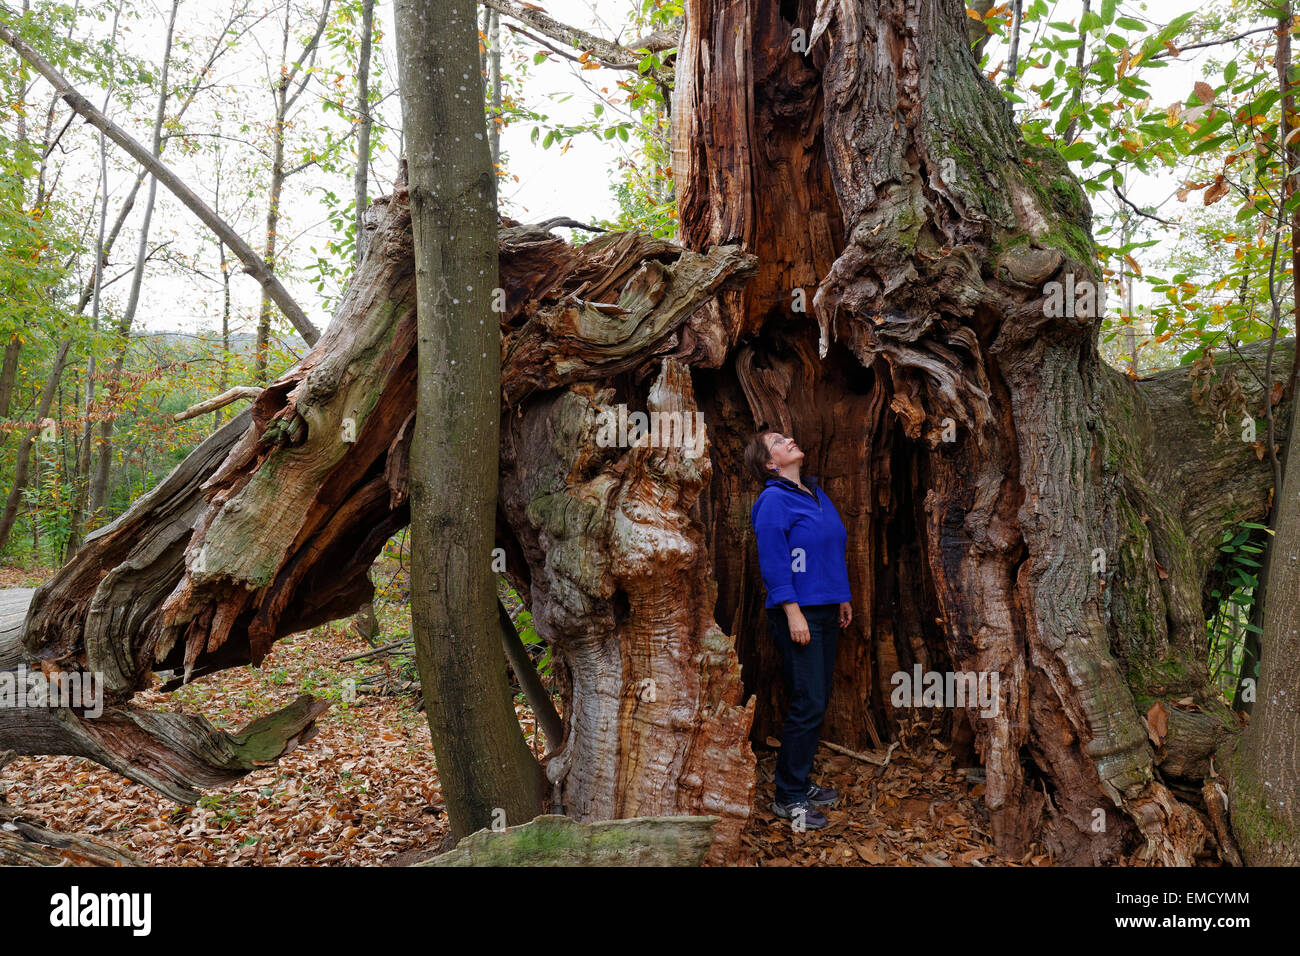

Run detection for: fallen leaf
[[855, 840, 885, 864], [1145, 700, 1168, 747]]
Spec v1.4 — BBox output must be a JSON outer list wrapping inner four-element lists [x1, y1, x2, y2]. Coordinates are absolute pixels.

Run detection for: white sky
[[13, 0, 1253, 351]]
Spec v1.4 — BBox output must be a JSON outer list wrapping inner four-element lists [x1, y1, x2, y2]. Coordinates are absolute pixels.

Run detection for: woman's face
[[764, 432, 804, 474]]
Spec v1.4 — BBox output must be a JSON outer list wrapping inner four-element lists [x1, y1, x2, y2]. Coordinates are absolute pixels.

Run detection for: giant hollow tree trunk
[[669, 0, 1290, 865], [2, 0, 1292, 867]]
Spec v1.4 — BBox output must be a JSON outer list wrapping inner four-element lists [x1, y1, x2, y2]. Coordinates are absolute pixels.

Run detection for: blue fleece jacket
[[750, 475, 852, 609]]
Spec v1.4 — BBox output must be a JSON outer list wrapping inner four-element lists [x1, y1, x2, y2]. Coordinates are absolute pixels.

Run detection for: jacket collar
[[766, 474, 819, 494]]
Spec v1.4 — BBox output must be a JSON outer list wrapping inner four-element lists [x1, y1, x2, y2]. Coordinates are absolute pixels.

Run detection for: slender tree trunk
[[0, 340, 72, 552], [1234, 14, 1298, 714], [1004, 0, 1022, 91], [1120, 215, 1137, 375], [64, 2, 123, 557], [1063, 0, 1091, 145], [86, 0, 179, 527], [487, 7, 501, 168], [1219, 10, 1300, 861], [253, 0, 332, 378], [216, 239, 232, 432], [1225, 357, 1300, 864], [0, 336, 20, 425], [0, 0, 28, 441], [256, 19, 289, 384], [395, 0, 543, 840], [353, 0, 374, 265], [1283, 5, 1300, 391], [498, 597, 563, 751]]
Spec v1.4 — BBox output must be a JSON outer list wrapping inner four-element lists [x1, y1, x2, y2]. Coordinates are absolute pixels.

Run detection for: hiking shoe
[[807, 783, 839, 806], [770, 799, 829, 830]]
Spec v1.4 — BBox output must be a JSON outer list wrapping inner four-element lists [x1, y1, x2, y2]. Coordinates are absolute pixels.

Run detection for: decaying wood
[[416, 813, 717, 866], [1201, 776, 1243, 867], [0, 803, 142, 866], [498, 358, 757, 864], [4, 585, 329, 803]]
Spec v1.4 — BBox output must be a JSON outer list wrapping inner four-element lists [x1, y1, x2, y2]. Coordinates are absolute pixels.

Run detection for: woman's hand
[[783, 604, 811, 645], [838, 602, 852, 628]]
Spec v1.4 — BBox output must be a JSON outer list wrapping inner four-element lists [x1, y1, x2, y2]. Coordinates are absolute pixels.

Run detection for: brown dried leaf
[[855, 841, 886, 864], [1145, 700, 1168, 746], [1204, 175, 1230, 206]]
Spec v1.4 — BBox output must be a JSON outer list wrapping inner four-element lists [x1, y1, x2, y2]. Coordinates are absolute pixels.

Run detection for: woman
[[745, 430, 852, 830]]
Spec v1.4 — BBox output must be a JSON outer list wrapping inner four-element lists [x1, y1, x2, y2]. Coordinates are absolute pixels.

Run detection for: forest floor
[[3, 559, 1040, 867]]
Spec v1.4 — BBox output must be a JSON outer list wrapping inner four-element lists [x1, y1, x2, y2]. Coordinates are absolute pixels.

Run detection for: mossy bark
[[418, 813, 717, 867]]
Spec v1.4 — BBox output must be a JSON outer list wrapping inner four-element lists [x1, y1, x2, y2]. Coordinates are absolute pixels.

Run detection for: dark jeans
[[767, 602, 839, 805]]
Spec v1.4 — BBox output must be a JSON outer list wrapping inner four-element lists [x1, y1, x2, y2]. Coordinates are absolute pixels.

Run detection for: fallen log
[[416, 813, 717, 866], [0, 803, 141, 866]]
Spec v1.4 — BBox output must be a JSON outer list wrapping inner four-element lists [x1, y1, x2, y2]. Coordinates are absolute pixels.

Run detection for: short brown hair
[[744, 431, 779, 486]]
